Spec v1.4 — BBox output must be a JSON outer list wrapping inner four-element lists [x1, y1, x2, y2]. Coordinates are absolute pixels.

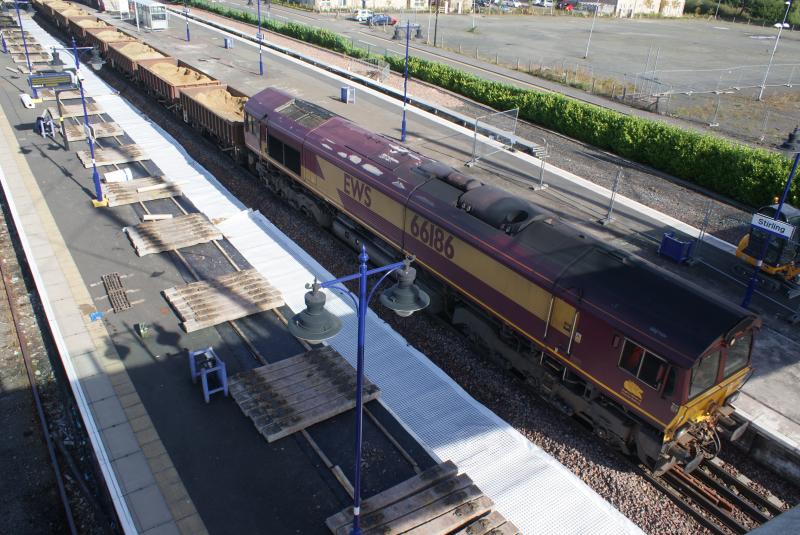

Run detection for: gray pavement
[[100, 9, 800, 451]]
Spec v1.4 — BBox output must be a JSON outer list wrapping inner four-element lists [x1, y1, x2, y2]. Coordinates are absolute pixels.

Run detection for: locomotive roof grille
[[275, 99, 335, 129]]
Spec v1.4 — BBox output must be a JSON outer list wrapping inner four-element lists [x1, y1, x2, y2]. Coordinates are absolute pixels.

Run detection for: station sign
[[751, 213, 796, 240], [28, 71, 76, 89]]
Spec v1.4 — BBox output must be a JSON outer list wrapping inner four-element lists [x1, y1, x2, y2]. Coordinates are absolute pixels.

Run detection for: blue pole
[[400, 21, 410, 142], [257, 0, 263, 76], [72, 37, 104, 205], [184, 0, 191, 42], [1, 33, 7, 54], [741, 150, 800, 308], [350, 246, 368, 535], [14, 0, 32, 74]]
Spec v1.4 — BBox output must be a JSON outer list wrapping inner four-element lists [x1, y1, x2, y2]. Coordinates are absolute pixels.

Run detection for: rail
[[642, 459, 787, 535]]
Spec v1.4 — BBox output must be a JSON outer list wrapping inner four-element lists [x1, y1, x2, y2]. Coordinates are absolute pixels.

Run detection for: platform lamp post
[[758, 0, 792, 101], [183, 0, 191, 42], [257, 0, 263, 76], [741, 127, 800, 309], [288, 246, 429, 535], [70, 37, 107, 207], [14, 0, 32, 74], [400, 20, 410, 142]]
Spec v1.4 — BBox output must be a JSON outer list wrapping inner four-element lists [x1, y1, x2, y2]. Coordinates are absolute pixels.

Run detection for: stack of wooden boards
[[325, 461, 520, 535], [229, 346, 380, 443], [163, 268, 284, 333]]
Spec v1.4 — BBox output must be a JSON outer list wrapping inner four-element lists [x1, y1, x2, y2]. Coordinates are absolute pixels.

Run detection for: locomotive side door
[[544, 296, 580, 355], [259, 123, 267, 158]]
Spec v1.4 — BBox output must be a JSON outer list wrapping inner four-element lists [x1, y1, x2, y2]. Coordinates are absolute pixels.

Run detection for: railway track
[[643, 457, 787, 535]]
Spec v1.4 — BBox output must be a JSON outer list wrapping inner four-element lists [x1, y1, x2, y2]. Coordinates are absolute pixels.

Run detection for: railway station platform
[[0, 11, 643, 534], [86, 4, 800, 479]]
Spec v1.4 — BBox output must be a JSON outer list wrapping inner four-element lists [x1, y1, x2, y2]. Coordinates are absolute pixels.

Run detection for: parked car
[[531, 0, 554, 6], [351, 9, 373, 22], [556, 0, 576, 8], [367, 13, 398, 26]]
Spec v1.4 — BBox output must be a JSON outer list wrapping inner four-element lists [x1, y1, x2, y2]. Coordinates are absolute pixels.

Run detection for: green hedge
[[180, 0, 795, 208]]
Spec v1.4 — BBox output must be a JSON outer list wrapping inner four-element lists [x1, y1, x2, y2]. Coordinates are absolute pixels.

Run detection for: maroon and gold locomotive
[[243, 88, 759, 473]]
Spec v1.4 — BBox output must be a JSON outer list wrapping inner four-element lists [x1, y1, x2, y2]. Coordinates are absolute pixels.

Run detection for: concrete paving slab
[[142, 522, 181, 535], [70, 350, 104, 378], [91, 396, 128, 430], [81, 373, 116, 403], [113, 451, 157, 495], [101, 422, 140, 460], [54, 308, 89, 337], [127, 484, 174, 532], [62, 330, 96, 357]]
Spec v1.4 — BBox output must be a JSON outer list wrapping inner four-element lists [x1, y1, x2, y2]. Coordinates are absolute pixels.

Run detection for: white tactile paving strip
[[22, 15, 644, 535]]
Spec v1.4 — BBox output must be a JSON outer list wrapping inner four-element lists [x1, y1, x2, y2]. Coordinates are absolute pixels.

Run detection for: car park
[[367, 13, 398, 26]]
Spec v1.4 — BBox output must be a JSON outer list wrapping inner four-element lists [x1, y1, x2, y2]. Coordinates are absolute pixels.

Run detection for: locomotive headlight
[[674, 425, 690, 441]]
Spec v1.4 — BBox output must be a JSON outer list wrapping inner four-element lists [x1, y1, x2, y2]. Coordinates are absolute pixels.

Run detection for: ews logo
[[343, 174, 372, 208]]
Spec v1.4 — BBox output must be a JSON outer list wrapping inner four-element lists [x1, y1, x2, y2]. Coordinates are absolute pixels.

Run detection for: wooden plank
[[64, 121, 124, 142], [167, 275, 274, 308], [53, 102, 104, 118], [356, 475, 476, 533], [326, 461, 459, 532], [451, 510, 509, 535], [254, 386, 380, 443], [77, 145, 148, 168], [181, 296, 284, 332], [37, 89, 81, 101], [401, 495, 493, 535], [104, 177, 182, 207], [182, 287, 283, 318]]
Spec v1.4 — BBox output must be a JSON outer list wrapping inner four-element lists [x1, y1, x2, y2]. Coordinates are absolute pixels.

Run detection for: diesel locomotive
[[243, 88, 759, 474]]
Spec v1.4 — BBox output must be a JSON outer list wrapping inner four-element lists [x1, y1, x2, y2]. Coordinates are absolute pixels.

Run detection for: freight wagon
[[106, 41, 166, 79], [180, 85, 247, 158], [83, 27, 137, 55], [67, 17, 108, 43], [137, 57, 219, 104]]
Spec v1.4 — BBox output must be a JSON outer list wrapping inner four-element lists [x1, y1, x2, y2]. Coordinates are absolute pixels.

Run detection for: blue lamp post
[[184, 0, 191, 42], [14, 0, 32, 74], [70, 37, 106, 206], [288, 246, 429, 535], [741, 127, 800, 308], [257, 0, 263, 76], [400, 20, 410, 142]]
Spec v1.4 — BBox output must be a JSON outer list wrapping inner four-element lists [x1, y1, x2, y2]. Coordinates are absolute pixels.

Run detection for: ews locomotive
[[243, 88, 759, 473]]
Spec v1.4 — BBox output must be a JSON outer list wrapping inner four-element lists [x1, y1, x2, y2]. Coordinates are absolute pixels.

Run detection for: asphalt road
[[219, 2, 800, 94]]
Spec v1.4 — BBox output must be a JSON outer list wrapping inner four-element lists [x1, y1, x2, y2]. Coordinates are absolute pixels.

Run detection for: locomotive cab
[[655, 324, 757, 474]]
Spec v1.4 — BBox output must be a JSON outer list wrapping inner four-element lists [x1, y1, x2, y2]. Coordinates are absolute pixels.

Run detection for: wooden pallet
[[8, 44, 45, 53], [53, 102, 104, 119], [64, 121, 124, 142], [125, 213, 221, 256], [163, 268, 284, 332], [230, 346, 381, 443], [37, 89, 81, 101], [326, 461, 519, 535], [76, 145, 148, 168], [12, 52, 51, 63], [103, 176, 182, 207]]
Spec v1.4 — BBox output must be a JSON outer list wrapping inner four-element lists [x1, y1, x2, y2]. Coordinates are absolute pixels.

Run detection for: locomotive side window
[[618, 339, 667, 389], [690, 351, 721, 398], [268, 133, 283, 163], [284, 145, 301, 175], [723, 333, 751, 378]]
